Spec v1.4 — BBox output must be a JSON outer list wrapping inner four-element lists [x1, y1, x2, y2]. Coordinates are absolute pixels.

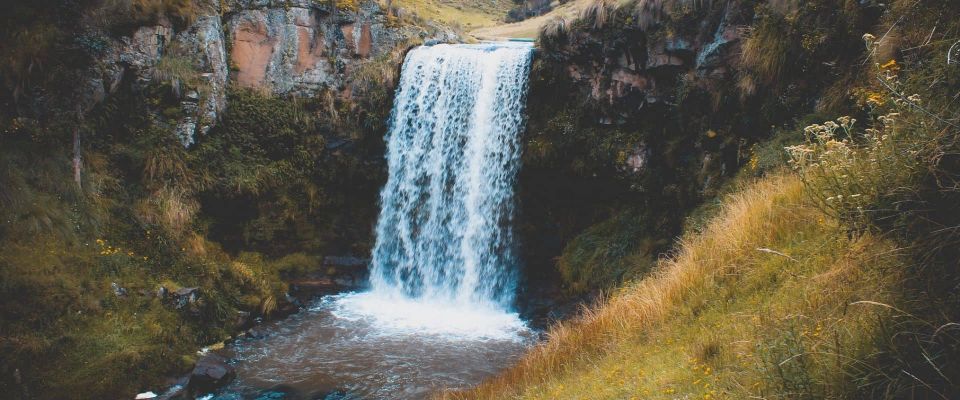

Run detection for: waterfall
[[331, 42, 533, 339], [368, 42, 533, 312]]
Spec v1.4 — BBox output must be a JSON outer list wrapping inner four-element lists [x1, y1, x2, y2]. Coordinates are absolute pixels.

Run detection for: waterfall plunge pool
[[212, 292, 535, 399]]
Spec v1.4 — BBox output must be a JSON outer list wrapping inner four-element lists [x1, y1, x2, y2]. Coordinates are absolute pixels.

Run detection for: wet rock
[[289, 278, 337, 291], [260, 384, 303, 399], [246, 326, 270, 339], [276, 294, 301, 316], [187, 354, 236, 394]]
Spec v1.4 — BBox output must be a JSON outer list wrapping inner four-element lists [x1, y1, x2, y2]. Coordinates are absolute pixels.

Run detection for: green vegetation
[[3, 0, 960, 398], [0, 87, 383, 398], [556, 209, 663, 294], [194, 86, 385, 256], [0, 42, 407, 389], [0, 0, 410, 396], [517, 0, 919, 293], [453, 174, 907, 399]]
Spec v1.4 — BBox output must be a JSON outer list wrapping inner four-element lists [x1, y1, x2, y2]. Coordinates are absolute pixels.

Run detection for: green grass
[[556, 209, 662, 294]]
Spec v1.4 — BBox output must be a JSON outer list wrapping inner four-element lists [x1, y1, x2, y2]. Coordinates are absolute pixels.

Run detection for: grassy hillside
[[470, 0, 592, 39], [392, 0, 515, 30], [446, 0, 960, 397], [449, 172, 906, 399]]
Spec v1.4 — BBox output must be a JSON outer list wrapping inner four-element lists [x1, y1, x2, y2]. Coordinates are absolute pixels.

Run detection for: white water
[[332, 42, 535, 339]]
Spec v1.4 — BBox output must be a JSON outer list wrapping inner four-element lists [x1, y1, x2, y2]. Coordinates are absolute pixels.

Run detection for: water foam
[[327, 292, 530, 341]]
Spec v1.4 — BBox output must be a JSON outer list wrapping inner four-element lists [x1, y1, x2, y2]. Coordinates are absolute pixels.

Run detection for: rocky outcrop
[[72, 0, 452, 147], [173, 15, 229, 145], [224, 0, 444, 95], [541, 1, 749, 111], [515, 1, 760, 286]]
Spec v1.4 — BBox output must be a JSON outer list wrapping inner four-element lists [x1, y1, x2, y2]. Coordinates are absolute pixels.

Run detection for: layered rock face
[[515, 1, 759, 288], [79, 0, 449, 146], [542, 1, 749, 113], [227, 1, 406, 95]]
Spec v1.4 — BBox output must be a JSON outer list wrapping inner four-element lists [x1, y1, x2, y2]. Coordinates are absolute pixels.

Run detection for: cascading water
[[332, 42, 534, 338], [370, 42, 531, 308], [215, 42, 536, 399]]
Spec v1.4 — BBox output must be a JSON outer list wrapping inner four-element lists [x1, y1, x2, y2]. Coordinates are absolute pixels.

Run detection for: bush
[[785, 62, 950, 236]]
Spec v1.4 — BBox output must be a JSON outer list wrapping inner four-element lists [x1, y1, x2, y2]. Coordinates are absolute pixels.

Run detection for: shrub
[[785, 67, 948, 235]]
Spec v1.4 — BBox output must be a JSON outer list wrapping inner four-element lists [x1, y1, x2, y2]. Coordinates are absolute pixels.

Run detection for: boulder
[[167, 287, 200, 309], [187, 354, 236, 394]]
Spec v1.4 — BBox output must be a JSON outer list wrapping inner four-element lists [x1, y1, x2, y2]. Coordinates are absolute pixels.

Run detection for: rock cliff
[[519, 0, 877, 291], [74, 0, 453, 146]]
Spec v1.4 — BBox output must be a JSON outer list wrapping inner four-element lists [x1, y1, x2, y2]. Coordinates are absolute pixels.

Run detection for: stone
[[665, 37, 693, 54], [120, 24, 173, 88], [168, 287, 200, 309], [188, 353, 236, 394], [623, 144, 648, 174]]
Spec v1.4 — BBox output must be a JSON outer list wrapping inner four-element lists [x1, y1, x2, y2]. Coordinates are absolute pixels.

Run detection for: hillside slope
[[395, 0, 515, 30], [469, 0, 592, 39], [448, 173, 909, 399]]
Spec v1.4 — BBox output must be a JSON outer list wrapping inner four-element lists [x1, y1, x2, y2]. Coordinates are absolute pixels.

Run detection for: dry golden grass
[[442, 173, 903, 399], [135, 186, 199, 238], [737, 19, 791, 97], [470, 0, 594, 40], [579, 0, 616, 29], [390, 0, 514, 29]]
